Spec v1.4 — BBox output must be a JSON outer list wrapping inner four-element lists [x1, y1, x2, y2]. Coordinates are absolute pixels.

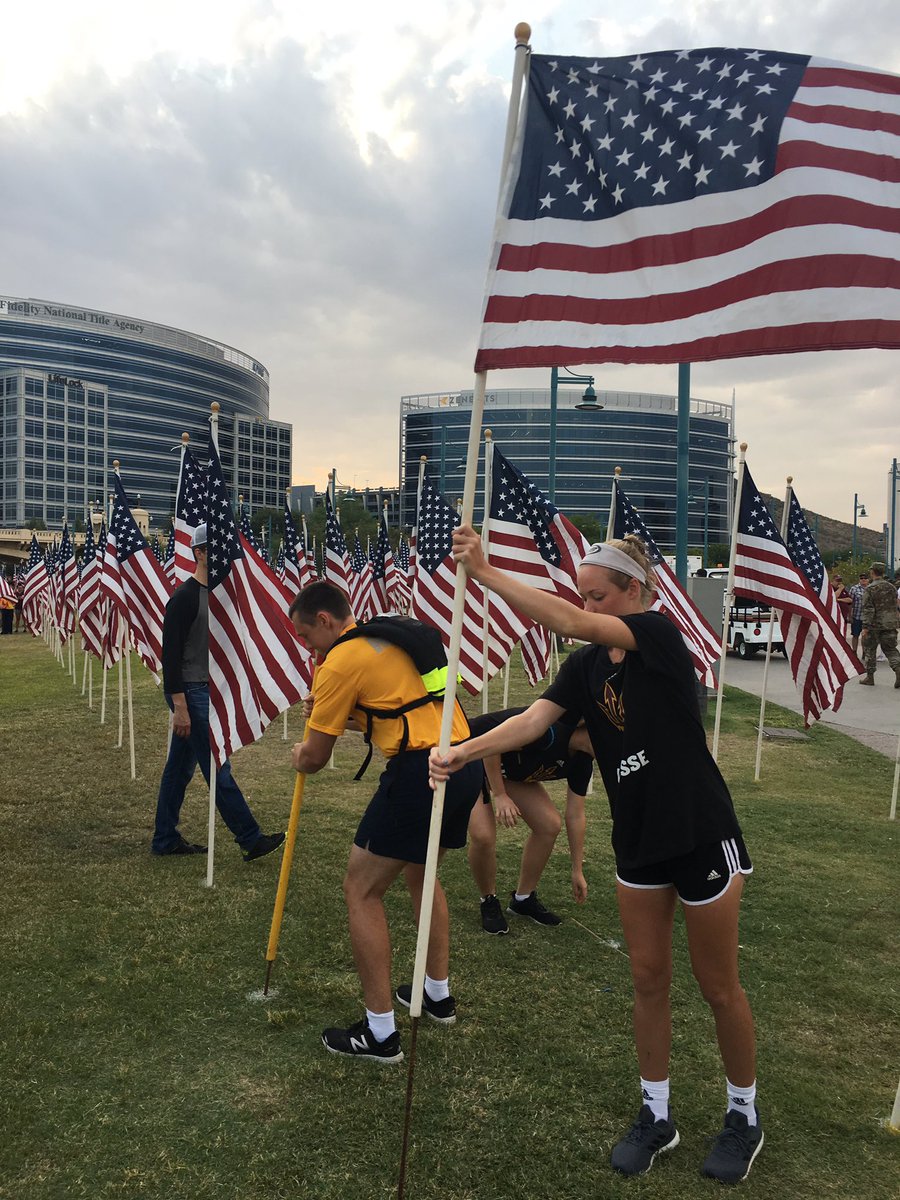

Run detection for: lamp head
[[575, 383, 603, 412]]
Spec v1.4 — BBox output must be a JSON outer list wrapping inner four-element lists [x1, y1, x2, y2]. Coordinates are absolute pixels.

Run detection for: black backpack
[[327, 615, 451, 779]]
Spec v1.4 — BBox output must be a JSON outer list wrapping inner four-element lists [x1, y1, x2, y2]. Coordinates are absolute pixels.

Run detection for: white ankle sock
[[424, 974, 450, 1002], [640, 1076, 670, 1122], [365, 1008, 396, 1042], [514, 891, 532, 902], [726, 1079, 757, 1126]]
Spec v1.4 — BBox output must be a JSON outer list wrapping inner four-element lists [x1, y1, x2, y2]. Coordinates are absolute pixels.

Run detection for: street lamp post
[[890, 457, 898, 575], [852, 493, 867, 560], [548, 367, 601, 504]]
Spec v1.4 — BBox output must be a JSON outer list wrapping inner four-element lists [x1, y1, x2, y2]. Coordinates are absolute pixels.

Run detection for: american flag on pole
[[323, 489, 354, 604], [101, 475, 173, 676], [477, 49, 900, 370], [519, 622, 553, 686], [77, 520, 105, 660], [409, 476, 529, 693], [0, 572, 15, 605], [22, 534, 50, 636], [174, 446, 207, 584], [206, 435, 313, 765], [55, 522, 78, 644], [613, 480, 721, 687], [282, 502, 313, 596], [163, 523, 177, 588], [372, 511, 408, 614], [348, 534, 374, 620], [733, 465, 862, 724], [487, 445, 590, 607]]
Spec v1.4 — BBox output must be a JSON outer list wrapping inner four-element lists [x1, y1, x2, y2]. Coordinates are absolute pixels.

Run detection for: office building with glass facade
[[0, 296, 291, 530], [400, 387, 734, 552]]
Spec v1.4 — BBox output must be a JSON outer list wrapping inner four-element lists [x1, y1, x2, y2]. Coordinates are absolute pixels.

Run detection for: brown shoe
[[859, 673, 875, 686]]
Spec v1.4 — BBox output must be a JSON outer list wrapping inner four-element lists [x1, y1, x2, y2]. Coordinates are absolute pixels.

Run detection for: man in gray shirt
[[152, 523, 285, 860]]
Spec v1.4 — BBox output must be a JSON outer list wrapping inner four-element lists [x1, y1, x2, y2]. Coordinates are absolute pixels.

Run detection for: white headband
[[580, 543, 647, 584]]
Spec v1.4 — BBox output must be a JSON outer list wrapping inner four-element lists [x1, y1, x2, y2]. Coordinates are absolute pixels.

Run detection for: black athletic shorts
[[353, 749, 482, 864], [616, 835, 753, 906]]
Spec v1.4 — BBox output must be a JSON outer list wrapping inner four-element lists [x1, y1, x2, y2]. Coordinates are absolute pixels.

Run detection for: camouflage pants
[[863, 628, 900, 674]]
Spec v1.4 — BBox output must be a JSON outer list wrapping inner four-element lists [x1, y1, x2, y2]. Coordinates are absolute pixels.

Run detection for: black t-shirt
[[467, 706, 594, 797], [541, 611, 741, 870]]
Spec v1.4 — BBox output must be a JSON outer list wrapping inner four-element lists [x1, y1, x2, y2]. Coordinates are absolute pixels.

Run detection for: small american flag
[[323, 489, 353, 603], [101, 475, 173, 676], [519, 622, 552, 687], [282, 502, 313, 596], [613, 480, 721, 687], [478, 49, 900, 369], [163, 523, 177, 588], [409, 476, 529, 694], [206, 435, 313, 766], [77, 521, 105, 660], [733, 465, 861, 724], [372, 511, 408, 614], [55, 522, 78, 644], [348, 534, 374, 620], [488, 445, 589, 608], [22, 534, 50, 637], [174, 446, 207, 584]]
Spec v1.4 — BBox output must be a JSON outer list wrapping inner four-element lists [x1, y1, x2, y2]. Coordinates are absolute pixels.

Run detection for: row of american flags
[[6, 420, 862, 750]]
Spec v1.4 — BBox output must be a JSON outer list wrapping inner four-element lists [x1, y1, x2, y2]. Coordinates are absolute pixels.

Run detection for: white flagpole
[[503, 657, 511, 706], [889, 723, 899, 821], [407, 22, 532, 1023], [124, 637, 136, 780], [205, 402, 221, 886], [100, 657, 108, 724], [889, 1076, 900, 1130], [712, 443, 748, 761], [88, 654, 93, 710], [753, 477, 791, 781], [117, 626, 125, 749], [480, 429, 493, 713], [81, 649, 89, 696]]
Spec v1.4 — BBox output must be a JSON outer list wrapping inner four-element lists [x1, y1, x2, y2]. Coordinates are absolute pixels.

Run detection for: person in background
[[466, 706, 594, 934], [847, 571, 870, 656], [859, 562, 900, 687], [153, 523, 286, 861], [831, 573, 852, 630]]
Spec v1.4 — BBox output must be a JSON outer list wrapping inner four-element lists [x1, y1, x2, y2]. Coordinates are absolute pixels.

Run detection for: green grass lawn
[[0, 634, 898, 1199]]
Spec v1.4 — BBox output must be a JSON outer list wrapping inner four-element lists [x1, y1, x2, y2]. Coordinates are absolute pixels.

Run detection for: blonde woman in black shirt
[[429, 529, 763, 1185]]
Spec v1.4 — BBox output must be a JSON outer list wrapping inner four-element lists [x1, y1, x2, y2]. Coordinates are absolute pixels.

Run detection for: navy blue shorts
[[353, 750, 482, 864], [616, 835, 753, 906]]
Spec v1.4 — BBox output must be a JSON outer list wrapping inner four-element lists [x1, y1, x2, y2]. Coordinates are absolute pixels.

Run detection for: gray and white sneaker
[[611, 1105, 680, 1176], [701, 1109, 764, 1183]]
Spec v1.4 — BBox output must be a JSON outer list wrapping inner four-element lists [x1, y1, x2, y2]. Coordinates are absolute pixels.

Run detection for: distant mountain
[[761, 494, 885, 558]]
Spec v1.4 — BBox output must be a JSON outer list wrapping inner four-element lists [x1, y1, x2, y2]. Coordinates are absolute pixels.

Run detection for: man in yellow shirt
[[289, 581, 481, 1062]]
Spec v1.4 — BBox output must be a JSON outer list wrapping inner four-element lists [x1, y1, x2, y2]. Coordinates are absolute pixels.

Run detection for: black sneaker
[[242, 831, 286, 862], [152, 837, 207, 856], [480, 894, 510, 935], [507, 890, 562, 926], [611, 1105, 680, 1176], [395, 984, 456, 1025], [701, 1109, 764, 1183], [321, 1018, 403, 1063]]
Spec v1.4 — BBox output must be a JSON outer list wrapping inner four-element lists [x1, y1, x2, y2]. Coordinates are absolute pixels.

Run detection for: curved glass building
[[0, 295, 291, 529], [400, 387, 734, 553]]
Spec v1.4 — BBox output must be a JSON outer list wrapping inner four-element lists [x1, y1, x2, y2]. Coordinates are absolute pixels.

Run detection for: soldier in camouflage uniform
[[859, 562, 900, 687]]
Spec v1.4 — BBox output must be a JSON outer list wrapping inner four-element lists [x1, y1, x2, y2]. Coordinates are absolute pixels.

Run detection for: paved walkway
[[721, 655, 900, 759]]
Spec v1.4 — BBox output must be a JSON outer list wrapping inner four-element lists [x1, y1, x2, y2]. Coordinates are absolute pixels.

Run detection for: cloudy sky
[[2, 0, 898, 530]]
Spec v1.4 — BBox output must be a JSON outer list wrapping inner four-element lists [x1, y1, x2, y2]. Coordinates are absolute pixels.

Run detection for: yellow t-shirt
[[308, 632, 470, 757]]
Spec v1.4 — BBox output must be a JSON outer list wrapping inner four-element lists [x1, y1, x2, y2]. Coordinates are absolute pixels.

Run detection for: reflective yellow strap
[[420, 665, 449, 696]]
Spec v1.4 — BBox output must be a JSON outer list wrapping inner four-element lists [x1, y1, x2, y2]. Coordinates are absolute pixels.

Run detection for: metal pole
[[675, 363, 691, 583], [548, 367, 559, 503], [891, 458, 897, 575], [852, 493, 858, 560], [703, 477, 710, 571]]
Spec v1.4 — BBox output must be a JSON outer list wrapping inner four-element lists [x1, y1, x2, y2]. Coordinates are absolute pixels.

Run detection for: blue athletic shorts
[[353, 750, 482, 864]]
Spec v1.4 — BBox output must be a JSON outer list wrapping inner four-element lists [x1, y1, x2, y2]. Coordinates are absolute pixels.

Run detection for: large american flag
[[282, 502, 313, 596], [477, 49, 900, 369], [101, 475, 173, 676], [22, 534, 50, 636], [174, 446, 207, 584], [733, 466, 862, 724], [206, 436, 313, 766], [77, 520, 105, 660], [409, 476, 529, 693], [323, 489, 354, 603], [55, 522, 78, 644], [612, 480, 721, 687]]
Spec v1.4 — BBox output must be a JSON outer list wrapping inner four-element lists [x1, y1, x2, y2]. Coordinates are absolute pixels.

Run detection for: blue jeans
[[153, 683, 261, 853]]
